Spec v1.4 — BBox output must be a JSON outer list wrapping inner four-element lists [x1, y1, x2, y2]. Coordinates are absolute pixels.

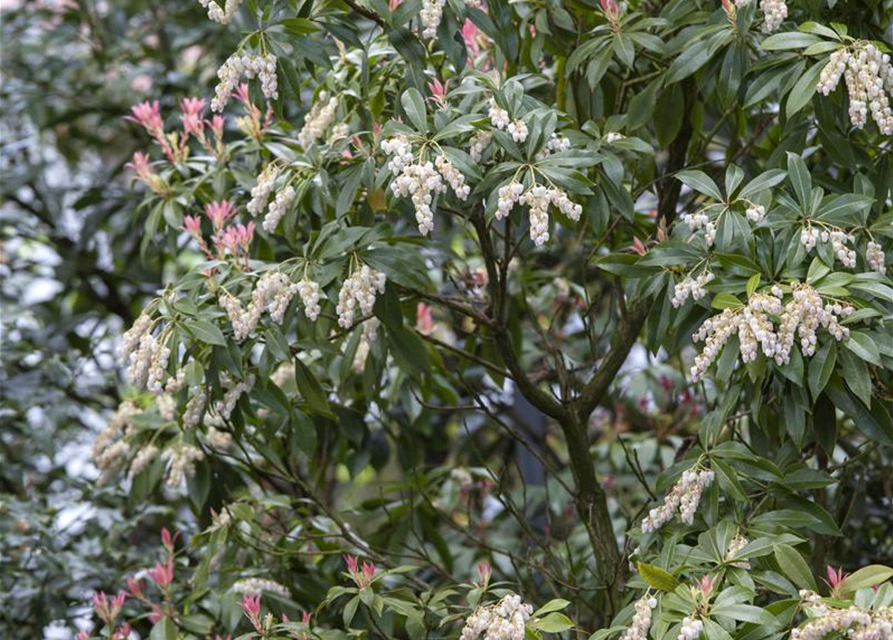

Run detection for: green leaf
[[738, 169, 787, 200], [676, 170, 723, 201], [712, 603, 778, 625], [838, 566, 893, 595], [786, 61, 824, 118], [293, 357, 333, 417], [761, 32, 823, 51], [150, 618, 178, 640], [844, 331, 882, 366], [711, 293, 742, 309], [401, 87, 428, 132], [786, 153, 812, 210], [773, 544, 817, 591], [535, 612, 574, 633], [638, 562, 681, 591], [808, 340, 836, 399], [188, 320, 228, 346], [534, 599, 571, 617]]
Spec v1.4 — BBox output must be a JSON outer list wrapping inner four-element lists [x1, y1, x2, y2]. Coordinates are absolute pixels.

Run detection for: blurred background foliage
[[0, 0, 234, 634]]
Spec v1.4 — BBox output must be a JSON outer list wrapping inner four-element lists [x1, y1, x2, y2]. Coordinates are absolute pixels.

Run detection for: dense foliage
[[2, 1, 892, 640]]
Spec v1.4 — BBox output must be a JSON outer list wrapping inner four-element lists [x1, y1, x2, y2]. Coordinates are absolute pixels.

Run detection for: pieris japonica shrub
[[36, 0, 893, 639]]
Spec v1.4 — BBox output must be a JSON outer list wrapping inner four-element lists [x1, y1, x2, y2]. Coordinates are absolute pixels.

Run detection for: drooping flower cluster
[[337, 265, 387, 328], [383, 135, 470, 235], [183, 387, 207, 427], [725, 533, 751, 569], [682, 211, 717, 246], [460, 594, 534, 640], [866, 240, 886, 274], [215, 374, 255, 420], [92, 401, 140, 474], [488, 99, 510, 130], [129, 445, 160, 477], [298, 93, 338, 147], [799, 226, 857, 268], [263, 185, 295, 233], [496, 182, 582, 245], [620, 594, 658, 640], [248, 164, 279, 216], [161, 444, 204, 488], [469, 131, 493, 162], [641, 464, 714, 532], [507, 119, 528, 143], [690, 285, 852, 380], [420, 0, 446, 38], [817, 44, 893, 134], [792, 592, 892, 640], [390, 161, 445, 235], [678, 616, 704, 640], [220, 272, 299, 340], [197, 0, 242, 24], [759, 0, 786, 33], [745, 204, 765, 222], [535, 132, 571, 160], [297, 277, 322, 320], [232, 578, 290, 597], [672, 272, 714, 308], [212, 53, 278, 112]]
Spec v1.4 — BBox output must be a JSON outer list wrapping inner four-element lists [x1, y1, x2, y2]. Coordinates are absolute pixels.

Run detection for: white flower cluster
[[197, 0, 242, 24], [536, 132, 571, 160], [205, 426, 232, 448], [866, 240, 886, 274], [678, 616, 704, 640], [232, 578, 290, 597], [382, 135, 414, 172], [119, 312, 152, 363], [488, 99, 510, 130], [420, 0, 446, 39], [129, 445, 159, 477], [725, 533, 751, 569], [672, 272, 714, 308], [745, 204, 765, 222], [248, 165, 279, 216], [124, 329, 170, 393], [620, 594, 658, 640], [460, 594, 533, 640], [146, 341, 171, 394], [263, 185, 295, 233], [337, 265, 386, 328], [817, 44, 893, 134], [220, 272, 299, 340], [390, 161, 445, 235], [759, 0, 786, 33], [495, 182, 582, 245], [161, 445, 204, 488], [800, 227, 856, 269], [507, 119, 528, 143], [156, 394, 176, 420], [641, 465, 714, 533], [297, 277, 322, 320], [384, 141, 470, 235], [183, 387, 207, 427], [215, 374, 255, 420], [298, 93, 338, 147], [212, 53, 278, 112], [436, 155, 471, 200], [682, 212, 717, 246], [799, 227, 857, 267], [469, 131, 493, 162], [93, 401, 139, 471], [792, 592, 892, 640], [690, 285, 852, 380]]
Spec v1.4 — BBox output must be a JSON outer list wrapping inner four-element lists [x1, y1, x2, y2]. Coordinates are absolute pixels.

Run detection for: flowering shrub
[[4, 0, 893, 638]]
